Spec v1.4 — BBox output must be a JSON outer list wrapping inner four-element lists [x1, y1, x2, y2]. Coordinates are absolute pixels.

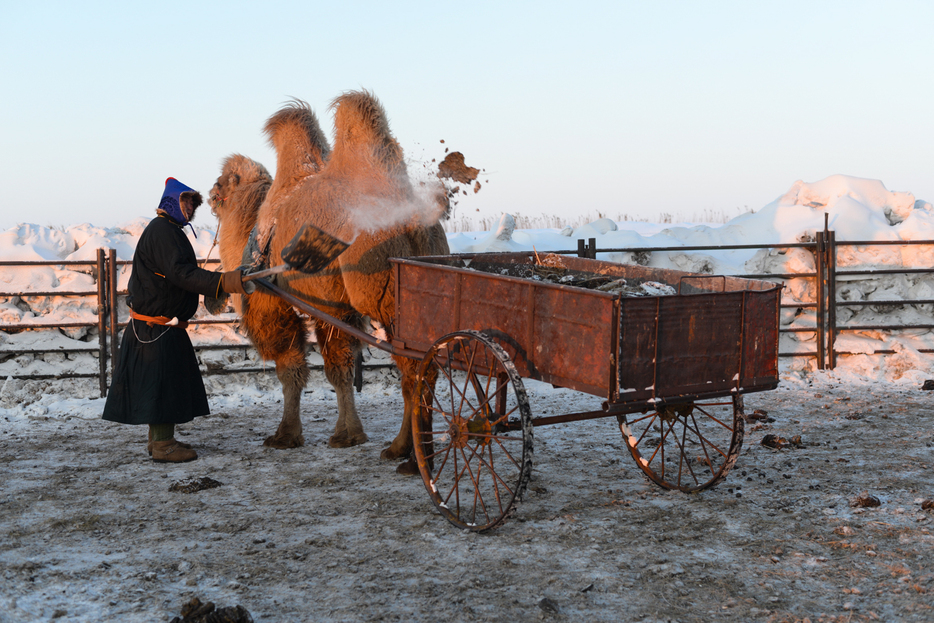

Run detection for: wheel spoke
[[490, 435, 523, 471], [431, 442, 454, 485], [442, 352, 470, 421], [693, 405, 735, 432], [448, 443, 463, 511], [687, 413, 719, 474], [459, 444, 492, 526], [475, 444, 518, 498], [633, 413, 659, 448], [456, 341, 481, 419], [685, 412, 729, 460], [676, 417, 700, 486], [644, 415, 672, 467], [485, 440, 505, 513], [628, 411, 659, 426], [436, 358, 458, 423], [664, 415, 707, 487], [461, 432, 518, 496]]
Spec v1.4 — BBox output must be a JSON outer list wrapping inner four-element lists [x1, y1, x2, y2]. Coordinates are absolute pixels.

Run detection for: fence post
[[576, 238, 598, 259], [96, 248, 107, 398], [814, 232, 826, 370], [107, 249, 119, 389], [826, 229, 837, 369]]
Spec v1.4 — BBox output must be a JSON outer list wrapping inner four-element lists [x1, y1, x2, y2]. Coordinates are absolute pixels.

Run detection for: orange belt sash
[[129, 310, 189, 330]]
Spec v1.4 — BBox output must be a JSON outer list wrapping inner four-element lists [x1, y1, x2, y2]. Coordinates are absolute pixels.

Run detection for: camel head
[[209, 154, 273, 275], [209, 154, 272, 228]]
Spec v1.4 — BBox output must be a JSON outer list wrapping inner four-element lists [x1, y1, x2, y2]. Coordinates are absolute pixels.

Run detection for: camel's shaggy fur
[[210, 92, 449, 472]]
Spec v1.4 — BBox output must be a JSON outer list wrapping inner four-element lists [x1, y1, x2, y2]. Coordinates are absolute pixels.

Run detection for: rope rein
[[202, 196, 226, 270]]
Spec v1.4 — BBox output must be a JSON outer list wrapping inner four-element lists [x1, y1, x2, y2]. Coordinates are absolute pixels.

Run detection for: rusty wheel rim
[[413, 331, 533, 531], [618, 395, 745, 492]]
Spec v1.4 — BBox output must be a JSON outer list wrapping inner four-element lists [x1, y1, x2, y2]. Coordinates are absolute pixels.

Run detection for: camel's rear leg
[[381, 354, 437, 475], [318, 322, 368, 448]]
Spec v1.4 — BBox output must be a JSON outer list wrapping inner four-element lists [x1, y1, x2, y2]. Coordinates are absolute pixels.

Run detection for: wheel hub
[[657, 404, 693, 423], [448, 414, 492, 449]]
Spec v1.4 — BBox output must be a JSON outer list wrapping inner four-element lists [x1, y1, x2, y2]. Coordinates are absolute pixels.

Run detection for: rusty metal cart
[[258, 252, 781, 531]]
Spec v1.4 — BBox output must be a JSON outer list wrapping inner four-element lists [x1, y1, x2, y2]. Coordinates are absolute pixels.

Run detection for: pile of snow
[[2, 175, 933, 394]]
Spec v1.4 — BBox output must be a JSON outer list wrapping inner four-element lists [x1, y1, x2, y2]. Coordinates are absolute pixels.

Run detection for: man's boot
[[148, 429, 193, 456], [151, 439, 198, 463]]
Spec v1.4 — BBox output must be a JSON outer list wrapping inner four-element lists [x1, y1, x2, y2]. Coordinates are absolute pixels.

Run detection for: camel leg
[[241, 291, 309, 449], [381, 355, 436, 476], [319, 324, 368, 448], [264, 351, 309, 449]]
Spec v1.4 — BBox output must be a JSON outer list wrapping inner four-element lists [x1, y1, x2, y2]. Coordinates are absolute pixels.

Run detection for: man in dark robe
[[102, 178, 247, 462]]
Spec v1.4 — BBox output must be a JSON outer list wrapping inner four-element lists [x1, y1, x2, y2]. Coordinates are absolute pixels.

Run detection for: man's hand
[[221, 269, 248, 295], [204, 292, 229, 315]]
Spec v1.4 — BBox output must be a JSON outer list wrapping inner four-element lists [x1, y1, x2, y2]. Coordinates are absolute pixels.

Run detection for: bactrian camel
[[209, 91, 449, 473]]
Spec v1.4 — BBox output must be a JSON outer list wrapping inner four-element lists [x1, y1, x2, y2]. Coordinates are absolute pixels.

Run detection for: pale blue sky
[[2, 1, 932, 231]]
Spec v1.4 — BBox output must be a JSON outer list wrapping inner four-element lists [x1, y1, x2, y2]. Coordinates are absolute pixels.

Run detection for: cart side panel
[[618, 293, 746, 401], [656, 293, 745, 396], [394, 261, 614, 396], [615, 298, 658, 401], [528, 285, 614, 396], [451, 271, 613, 395], [452, 274, 534, 374], [741, 288, 780, 389]]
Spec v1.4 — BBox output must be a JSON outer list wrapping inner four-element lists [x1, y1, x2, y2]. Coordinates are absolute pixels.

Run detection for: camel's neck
[[217, 211, 256, 272]]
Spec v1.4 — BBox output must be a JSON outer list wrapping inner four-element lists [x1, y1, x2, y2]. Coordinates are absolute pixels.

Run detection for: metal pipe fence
[[1, 229, 931, 395], [565, 221, 934, 371], [0, 252, 395, 398]]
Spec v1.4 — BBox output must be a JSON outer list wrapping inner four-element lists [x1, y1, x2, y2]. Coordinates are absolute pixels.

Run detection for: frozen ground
[[2, 370, 934, 623], [3, 174, 934, 621]]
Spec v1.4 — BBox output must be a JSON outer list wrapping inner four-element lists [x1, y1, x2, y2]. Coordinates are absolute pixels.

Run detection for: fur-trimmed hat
[[157, 177, 203, 226]]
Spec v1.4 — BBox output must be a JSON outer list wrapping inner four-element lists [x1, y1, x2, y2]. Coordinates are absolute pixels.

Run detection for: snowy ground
[[3, 368, 934, 623], [4, 174, 934, 621]]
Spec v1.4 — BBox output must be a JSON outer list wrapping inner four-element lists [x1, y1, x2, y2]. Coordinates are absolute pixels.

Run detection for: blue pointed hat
[[158, 177, 197, 225]]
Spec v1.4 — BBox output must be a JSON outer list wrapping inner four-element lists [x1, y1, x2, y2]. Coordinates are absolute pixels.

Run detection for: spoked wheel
[[617, 394, 745, 492], [413, 331, 533, 531]]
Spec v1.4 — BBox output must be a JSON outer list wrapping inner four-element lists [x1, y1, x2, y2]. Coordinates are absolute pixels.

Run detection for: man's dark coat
[[102, 216, 223, 425]]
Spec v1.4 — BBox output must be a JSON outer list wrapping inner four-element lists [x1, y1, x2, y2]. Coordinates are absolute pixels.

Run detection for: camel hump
[[329, 90, 404, 170], [264, 99, 331, 179]]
